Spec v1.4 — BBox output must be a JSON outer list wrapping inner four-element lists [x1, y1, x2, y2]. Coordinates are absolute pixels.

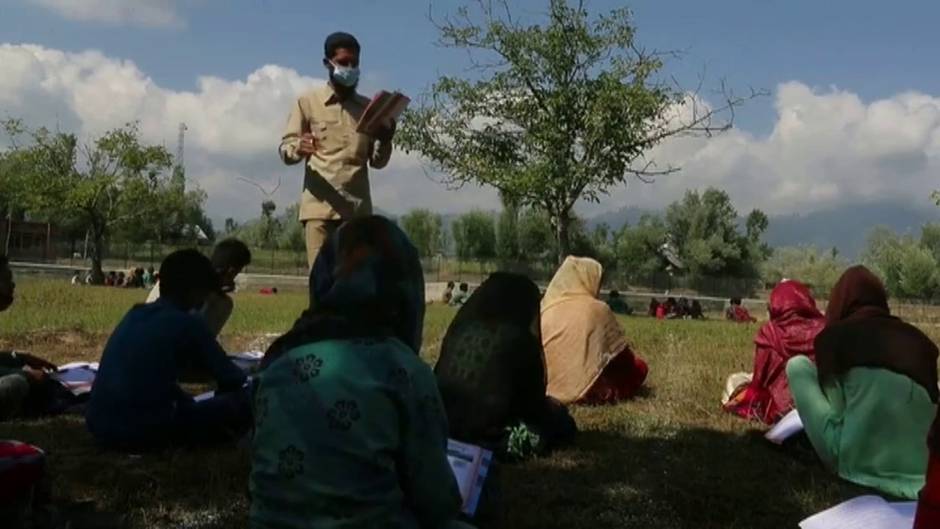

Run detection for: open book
[[446, 439, 493, 517], [799, 495, 915, 529], [229, 351, 263, 374], [52, 362, 99, 396], [765, 409, 804, 444], [357, 91, 410, 136]]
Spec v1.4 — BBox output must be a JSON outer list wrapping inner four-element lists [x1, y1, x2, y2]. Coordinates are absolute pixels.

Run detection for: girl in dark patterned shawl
[[251, 216, 463, 529]]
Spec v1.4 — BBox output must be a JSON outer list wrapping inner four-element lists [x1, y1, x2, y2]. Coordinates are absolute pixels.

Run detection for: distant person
[[542, 257, 648, 404], [606, 290, 633, 315], [663, 297, 678, 319], [787, 266, 937, 499], [689, 300, 705, 320], [441, 281, 455, 304], [723, 280, 826, 424], [86, 249, 251, 451], [279, 31, 397, 269], [104, 272, 116, 287], [435, 272, 577, 455], [676, 297, 691, 319], [726, 297, 756, 323], [142, 266, 156, 289], [259, 287, 278, 295], [449, 282, 470, 306], [70, 271, 82, 286], [147, 239, 252, 337], [115, 272, 127, 288], [252, 216, 463, 529], [648, 298, 660, 317]]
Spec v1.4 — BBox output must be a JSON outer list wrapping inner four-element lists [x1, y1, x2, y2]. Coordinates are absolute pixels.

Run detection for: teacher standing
[[279, 32, 395, 268]]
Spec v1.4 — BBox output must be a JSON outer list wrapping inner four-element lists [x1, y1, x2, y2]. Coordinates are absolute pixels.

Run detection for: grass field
[[2, 280, 936, 528]]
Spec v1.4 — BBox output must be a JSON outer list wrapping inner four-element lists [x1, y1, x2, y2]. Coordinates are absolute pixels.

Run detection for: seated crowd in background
[[541, 257, 648, 405], [146, 239, 252, 337], [435, 272, 577, 457], [606, 290, 633, 315], [86, 249, 252, 451], [449, 282, 470, 306], [251, 216, 466, 529], [786, 265, 937, 499], [649, 296, 705, 320], [723, 280, 826, 424]]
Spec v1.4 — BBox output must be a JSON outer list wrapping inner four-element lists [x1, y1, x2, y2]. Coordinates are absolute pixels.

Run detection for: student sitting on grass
[[86, 249, 251, 451], [252, 216, 465, 529], [787, 266, 938, 499], [146, 238, 252, 337], [442, 281, 455, 304], [449, 282, 470, 306], [723, 280, 825, 424], [606, 289, 633, 315], [726, 297, 757, 323], [541, 257, 648, 405], [435, 272, 577, 457]]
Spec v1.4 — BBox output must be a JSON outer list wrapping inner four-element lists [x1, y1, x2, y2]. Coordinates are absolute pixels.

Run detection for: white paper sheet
[[765, 409, 804, 444], [799, 495, 915, 529], [446, 439, 492, 516]]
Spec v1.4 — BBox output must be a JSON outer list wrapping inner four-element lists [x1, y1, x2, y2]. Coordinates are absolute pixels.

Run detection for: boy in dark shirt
[[86, 249, 251, 450]]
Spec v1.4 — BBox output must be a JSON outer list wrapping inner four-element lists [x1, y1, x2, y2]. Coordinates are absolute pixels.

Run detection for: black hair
[[610, 290, 621, 297], [211, 238, 252, 271], [730, 297, 742, 306], [447, 281, 455, 288], [159, 249, 220, 301], [459, 283, 469, 292], [324, 32, 361, 59]]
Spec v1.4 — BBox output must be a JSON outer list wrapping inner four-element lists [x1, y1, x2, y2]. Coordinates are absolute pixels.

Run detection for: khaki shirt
[[279, 84, 393, 221]]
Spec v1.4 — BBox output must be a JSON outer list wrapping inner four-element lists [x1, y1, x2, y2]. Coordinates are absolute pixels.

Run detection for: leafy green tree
[[761, 246, 845, 296], [664, 188, 768, 280], [496, 198, 521, 261], [517, 208, 556, 260], [614, 214, 668, 280], [452, 211, 497, 261], [401, 209, 447, 258], [399, 0, 754, 262], [920, 223, 940, 262], [3, 120, 185, 282], [896, 245, 939, 300], [861, 226, 907, 293]]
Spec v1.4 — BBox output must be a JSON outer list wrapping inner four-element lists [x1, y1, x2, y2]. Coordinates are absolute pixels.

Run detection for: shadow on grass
[[0, 416, 250, 529], [496, 426, 869, 529]]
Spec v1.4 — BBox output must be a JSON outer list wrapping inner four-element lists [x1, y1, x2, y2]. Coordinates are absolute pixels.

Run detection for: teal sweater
[[787, 356, 936, 499]]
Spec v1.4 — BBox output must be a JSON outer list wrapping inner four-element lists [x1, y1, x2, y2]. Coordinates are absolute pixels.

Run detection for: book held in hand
[[799, 495, 915, 529], [446, 439, 493, 516], [357, 91, 410, 136], [52, 362, 99, 396]]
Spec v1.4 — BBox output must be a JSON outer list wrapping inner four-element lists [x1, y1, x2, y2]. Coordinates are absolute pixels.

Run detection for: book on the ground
[[799, 495, 915, 529], [52, 362, 99, 396], [228, 351, 263, 373], [446, 439, 492, 516], [193, 376, 253, 403], [357, 91, 410, 136], [765, 408, 804, 444]]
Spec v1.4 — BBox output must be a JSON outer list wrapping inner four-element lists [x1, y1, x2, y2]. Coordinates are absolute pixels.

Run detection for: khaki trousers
[[304, 219, 343, 269]]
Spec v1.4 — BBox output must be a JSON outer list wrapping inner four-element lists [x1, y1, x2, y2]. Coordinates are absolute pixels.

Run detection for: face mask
[[330, 61, 360, 88]]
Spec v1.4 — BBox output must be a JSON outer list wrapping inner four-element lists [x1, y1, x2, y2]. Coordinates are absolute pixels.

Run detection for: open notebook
[[799, 495, 915, 529], [51, 362, 99, 396], [765, 409, 804, 444], [446, 439, 492, 517]]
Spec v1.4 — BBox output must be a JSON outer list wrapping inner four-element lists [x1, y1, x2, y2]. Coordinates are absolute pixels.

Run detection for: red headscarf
[[726, 280, 826, 423]]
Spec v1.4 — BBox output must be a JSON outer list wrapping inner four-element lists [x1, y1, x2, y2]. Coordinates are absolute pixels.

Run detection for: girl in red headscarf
[[723, 280, 826, 424], [916, 413, 940, 528]]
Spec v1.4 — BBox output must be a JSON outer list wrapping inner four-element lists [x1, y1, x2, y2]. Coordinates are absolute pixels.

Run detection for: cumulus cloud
[[590, 82, 940, 216], [2, 42, 939, 224], [28, 0, 184, 28], [0, 43, 492, 222]]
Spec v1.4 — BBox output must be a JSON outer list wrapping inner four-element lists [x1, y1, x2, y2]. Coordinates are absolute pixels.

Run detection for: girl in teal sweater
[[787, 266, 938, 499]]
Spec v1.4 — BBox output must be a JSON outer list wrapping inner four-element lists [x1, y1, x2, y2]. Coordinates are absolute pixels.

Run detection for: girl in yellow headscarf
[[541, 256, 649, 405]]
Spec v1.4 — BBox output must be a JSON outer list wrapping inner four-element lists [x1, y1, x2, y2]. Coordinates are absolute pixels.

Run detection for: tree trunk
[[555, 213, 571, 265], [89, 227, 105, 285]]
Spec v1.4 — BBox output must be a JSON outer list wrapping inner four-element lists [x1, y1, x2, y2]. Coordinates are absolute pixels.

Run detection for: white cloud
[[28, 0, 183, 28], [0, 43, 493, 223], [3, 43, 940, 225], [584, 81, 940, 217]]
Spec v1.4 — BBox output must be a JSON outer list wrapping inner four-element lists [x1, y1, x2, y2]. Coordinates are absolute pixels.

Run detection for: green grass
[[1, 280, 935, 528]]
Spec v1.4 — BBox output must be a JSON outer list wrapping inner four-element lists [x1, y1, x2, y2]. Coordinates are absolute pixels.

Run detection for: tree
[[664, 188, 768, 280], [761, 246, 845, 295], [3, 120, 183, 282], [259, 200, 279, 249], [614, 214, 668, 280], [224, 218, 239, 235], [517, 208, 556, 259], [452, 211, 497, 261], [496, 198, 521, 261], [399, 0, 756, 262], [401, 209, 447, 258], [920, 223, 940, 262]]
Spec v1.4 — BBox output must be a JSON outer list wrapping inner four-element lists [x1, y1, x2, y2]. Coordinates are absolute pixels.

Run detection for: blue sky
[[2, 0, 940, 221]]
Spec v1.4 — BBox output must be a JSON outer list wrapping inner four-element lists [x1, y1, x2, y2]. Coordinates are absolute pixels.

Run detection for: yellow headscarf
[[541, 256, 603, 312]]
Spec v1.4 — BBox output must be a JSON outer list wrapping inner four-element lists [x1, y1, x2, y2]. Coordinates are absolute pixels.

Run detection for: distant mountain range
[[586, 202, 940, 259]]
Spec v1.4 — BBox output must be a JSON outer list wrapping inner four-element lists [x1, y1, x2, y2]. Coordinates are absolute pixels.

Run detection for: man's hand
[[374, 120, 397, 143], [17, 353, 56, 372], [297, 133, 318, 157], [22, 366, 48, 384]]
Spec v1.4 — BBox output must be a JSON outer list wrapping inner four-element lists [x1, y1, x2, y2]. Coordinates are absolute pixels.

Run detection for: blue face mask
[[330, 61, 360, 88]]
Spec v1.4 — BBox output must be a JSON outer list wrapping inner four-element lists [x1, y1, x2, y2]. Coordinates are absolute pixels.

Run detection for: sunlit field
[[3, 280, 937, 528]]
